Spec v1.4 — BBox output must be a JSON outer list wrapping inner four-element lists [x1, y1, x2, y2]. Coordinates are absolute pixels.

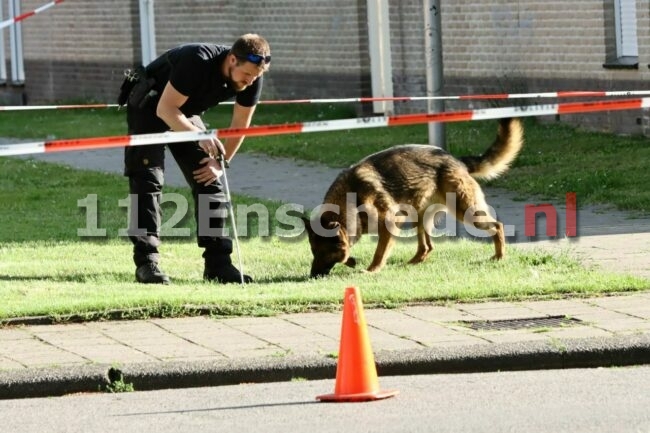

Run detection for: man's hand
[[193, 156, 223, 185], [198, 136, 226, 159]]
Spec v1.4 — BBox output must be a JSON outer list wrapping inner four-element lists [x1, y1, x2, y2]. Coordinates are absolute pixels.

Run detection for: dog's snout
[[310, 261, 335, 278], [309, 270, 330, 279]]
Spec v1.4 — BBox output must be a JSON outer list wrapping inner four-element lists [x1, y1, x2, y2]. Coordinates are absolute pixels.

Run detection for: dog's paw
[[364, 265, 383, 273], [344, 257, 357, 268], [408, 255, 428, 264]]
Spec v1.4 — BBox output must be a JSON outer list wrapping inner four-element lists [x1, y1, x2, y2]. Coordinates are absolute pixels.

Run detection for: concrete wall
[[2, 0, 650, 134]]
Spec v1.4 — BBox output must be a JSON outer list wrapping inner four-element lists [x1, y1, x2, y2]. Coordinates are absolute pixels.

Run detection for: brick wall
[[436, 0, 650, 134], [3, 0, 650, 134], [14, 0, 136, 103], [388, 0, 428, 112]]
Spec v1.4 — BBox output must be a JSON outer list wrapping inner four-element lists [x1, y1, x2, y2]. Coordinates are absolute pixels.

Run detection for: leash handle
[[218, 153, 230, 169]]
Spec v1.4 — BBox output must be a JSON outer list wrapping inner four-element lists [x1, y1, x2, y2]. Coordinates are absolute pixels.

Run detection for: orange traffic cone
[[317, 286, 399, 402]]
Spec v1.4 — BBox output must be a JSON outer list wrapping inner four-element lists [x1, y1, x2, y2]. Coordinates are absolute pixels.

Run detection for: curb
[[376, 333, 650, 375], [2, 334, 649, 400]]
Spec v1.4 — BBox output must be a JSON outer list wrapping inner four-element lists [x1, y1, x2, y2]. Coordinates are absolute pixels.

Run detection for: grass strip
[[0, 159, 647, 322]]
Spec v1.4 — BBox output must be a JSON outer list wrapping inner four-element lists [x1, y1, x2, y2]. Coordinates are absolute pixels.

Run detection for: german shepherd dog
[[303, 118, 523, 277]]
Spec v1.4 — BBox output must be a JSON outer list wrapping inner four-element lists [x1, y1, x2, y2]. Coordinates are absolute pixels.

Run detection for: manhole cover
[[460, 315, 582, 331]]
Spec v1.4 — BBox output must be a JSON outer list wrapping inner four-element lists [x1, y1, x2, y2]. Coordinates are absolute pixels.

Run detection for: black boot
[[203, 255, 252, 284], [135, 262, 171, 284]]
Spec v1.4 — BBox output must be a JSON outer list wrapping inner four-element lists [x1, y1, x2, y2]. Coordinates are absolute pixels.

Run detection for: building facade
[[2, 0, 649, 134]]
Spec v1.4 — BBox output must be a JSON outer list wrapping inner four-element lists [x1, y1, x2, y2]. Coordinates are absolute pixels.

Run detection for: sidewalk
[[1, 145, 650, 399], [1, 293, 649, 399]]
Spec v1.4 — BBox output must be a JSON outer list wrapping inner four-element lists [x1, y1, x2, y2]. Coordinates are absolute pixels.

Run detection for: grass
[[103, 368, 135, 393], [1, 103, 649, 322], [0, 157, 648, 322], [2, 229, 647, 321]]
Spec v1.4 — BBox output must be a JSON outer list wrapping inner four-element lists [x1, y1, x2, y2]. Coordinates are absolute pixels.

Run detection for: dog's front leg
[[473, 218, 505, 260], [366, 223, 396, 272], [408, 222, 433, 264], [490, 221, 505, 260]]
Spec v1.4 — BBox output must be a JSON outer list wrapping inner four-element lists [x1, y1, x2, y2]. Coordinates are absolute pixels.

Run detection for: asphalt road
[[1, 366, 649, 433]]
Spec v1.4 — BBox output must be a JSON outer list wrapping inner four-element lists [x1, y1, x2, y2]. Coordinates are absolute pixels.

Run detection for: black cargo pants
[[124, 102, 233, 267]]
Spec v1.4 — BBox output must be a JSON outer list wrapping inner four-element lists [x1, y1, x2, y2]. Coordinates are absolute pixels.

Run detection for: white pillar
[[366, 0, 394, 114], [139, 0, 157, 65], [9, 0, 25, 84], [424, 0, 445, 148], [0, 0, 6, 83]]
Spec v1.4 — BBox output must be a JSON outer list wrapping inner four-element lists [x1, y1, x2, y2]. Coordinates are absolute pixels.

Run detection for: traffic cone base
[[317, 388, 399, 403], [316, 286, 398, 403]]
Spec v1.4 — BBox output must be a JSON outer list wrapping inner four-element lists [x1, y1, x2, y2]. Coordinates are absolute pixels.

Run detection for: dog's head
[[302, 216, 357, 278]]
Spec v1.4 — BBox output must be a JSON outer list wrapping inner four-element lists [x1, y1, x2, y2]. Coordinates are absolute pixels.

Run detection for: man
[[122, 33, 270, 284]]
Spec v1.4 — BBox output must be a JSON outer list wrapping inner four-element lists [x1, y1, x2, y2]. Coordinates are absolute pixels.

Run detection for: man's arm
[[223, 102, 257, 162], [156, 81, 194, 131], [156, 81, 224, 157]]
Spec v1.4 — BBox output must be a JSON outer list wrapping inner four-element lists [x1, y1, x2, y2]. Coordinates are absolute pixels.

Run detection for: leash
[[218, 154, 245, 285]]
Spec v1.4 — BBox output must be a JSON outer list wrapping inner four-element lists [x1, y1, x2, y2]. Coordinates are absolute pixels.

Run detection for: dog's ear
[[344, 257, 357, 268], [304, 216, 343, 237], [325, 220, 341, 232]]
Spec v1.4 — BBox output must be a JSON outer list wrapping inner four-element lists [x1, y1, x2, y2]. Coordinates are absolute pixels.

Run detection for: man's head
[[225, 33, 271, 91]]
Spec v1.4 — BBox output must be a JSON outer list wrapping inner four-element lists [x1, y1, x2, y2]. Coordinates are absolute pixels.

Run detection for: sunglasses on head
[[239, 52, 271, 65]]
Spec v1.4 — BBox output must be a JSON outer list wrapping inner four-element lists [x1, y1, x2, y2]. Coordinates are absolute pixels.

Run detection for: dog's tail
[[460, 117, 524, 181]]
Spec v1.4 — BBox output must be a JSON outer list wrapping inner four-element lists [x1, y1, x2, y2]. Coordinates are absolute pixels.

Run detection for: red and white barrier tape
[[3, 90, 650, 111], [2, 97, 649, 157], [244, 90, 650, 104], [0, 130, 214, 156], [0, 0, 64, 30], [0, 103, 118, 111]]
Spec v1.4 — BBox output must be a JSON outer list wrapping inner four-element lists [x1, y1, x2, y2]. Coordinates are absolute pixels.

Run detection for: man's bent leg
[[197, 192, 252, 284], [169, 141, 252, 284]]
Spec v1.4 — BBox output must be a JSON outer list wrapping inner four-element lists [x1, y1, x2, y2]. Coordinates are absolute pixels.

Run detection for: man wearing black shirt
[[123, 33, 270, 285]]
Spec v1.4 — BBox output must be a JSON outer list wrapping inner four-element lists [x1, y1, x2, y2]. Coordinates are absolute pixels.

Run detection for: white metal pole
[[366, 0, 394, 114]]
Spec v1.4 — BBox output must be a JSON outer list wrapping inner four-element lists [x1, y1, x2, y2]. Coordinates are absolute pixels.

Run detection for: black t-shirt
[[145, 43, 262, 116]]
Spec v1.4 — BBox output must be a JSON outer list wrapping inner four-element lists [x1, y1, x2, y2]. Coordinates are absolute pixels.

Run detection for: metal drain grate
[[460, 315, 582, 331]]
